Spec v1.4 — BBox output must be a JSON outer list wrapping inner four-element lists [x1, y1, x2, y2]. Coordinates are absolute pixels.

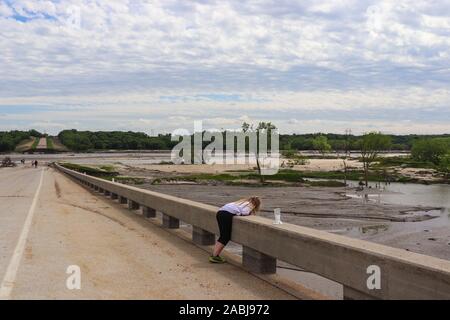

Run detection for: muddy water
[[340, 180, 450, 238], [345, 180, 450, 209], [282, 180, 450, 299]]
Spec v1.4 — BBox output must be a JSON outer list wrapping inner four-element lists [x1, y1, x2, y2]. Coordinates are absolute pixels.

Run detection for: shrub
[[411, 138, 450, 165]]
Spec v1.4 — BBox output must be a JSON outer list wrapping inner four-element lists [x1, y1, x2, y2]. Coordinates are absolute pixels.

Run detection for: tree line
[[58, 130, 177, 151], [1, 129, 449, 156], [411, 137, 450, 177], [279, 133, 450, 152], [58, 129, 449, 152], [0, 130, 450, 156], [0, 130, 43, 152]]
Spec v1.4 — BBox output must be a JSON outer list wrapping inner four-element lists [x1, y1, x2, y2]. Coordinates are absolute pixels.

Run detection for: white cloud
[[0, 0, 449, 134], [0, 2, 12, 16]]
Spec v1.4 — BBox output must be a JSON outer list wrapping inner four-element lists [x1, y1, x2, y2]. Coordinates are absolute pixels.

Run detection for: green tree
[[411, 138, 449, 165], [438, 154, 450, 179], [0, 136, 14, 152], [312, 135, 332, 157], [359, 132, 392, 186], [0, 130, 42, 152]]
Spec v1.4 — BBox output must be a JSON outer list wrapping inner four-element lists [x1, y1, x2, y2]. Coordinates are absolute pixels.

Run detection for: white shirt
[[219, 201, 252, 216]]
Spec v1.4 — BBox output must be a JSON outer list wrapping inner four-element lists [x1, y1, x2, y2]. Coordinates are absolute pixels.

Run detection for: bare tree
[[359, 132, 392, 187], [242, 121, 277, 183]]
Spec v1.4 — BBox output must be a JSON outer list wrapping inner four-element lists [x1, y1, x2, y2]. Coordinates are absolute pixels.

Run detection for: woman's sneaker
[[209, 255, 226, 264]]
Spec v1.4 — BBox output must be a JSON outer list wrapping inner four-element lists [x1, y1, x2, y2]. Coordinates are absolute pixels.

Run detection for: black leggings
[[216, 210, 234, 246]]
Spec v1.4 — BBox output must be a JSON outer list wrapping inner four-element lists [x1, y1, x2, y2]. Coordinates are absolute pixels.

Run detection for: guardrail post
[[143, 207, 156, 218], [128, 200, 140, 210], [192, 226, 215, 245], [162, 213, 179, 229], [111, 193, 118, 200], [119, 196, 128, 204], [242, 246, 276, 274]]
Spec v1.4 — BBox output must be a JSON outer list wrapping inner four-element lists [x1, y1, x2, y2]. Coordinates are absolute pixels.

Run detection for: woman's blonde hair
[[234, 196, 261, 214]]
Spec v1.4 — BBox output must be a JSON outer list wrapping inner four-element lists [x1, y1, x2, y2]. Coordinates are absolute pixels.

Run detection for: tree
[[242, 121, 277, 183], [0, 136, 14, 152], [438, 154, 450, 179], [359, 132, 392, 186], [242, 122, 251, 133], [411, 138, 449, 165], [312, 135, 331, 157]]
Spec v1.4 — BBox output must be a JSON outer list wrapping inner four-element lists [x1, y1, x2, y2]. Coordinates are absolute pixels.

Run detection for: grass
[[159, 168, 414, 185], [31, 137, 39, 150], [15, 137, 35, 152], [51, 137, 70, 152], [104, 176, 145, 185], [60, 162, 119, 177], [245, 171, 306, 182], [373, 156, 435, 169], [46, 137, 54, 150], [162, 170, 305, 184], [60, 162, 146, 185], [99, 165, 116, 172]]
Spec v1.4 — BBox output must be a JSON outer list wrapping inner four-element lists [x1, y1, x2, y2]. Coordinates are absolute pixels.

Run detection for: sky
[[0, 0, 449, 135]]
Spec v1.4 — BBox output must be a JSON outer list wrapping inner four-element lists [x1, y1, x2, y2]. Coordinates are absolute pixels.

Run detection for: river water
[[288, 179, 450, 298], [344, 180, 450, 210], [343, 180, 450, 235]]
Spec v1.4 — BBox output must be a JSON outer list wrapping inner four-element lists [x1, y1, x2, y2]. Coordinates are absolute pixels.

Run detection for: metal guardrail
[[55, 163, 450, 300]]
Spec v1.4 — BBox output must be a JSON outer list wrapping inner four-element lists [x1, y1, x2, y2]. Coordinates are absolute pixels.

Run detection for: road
[[0, 166, 293, 299], [36, 138, 47, 149]]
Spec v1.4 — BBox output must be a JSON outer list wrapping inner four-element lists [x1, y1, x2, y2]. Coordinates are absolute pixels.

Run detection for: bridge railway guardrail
[[54, 163, 450, 300]]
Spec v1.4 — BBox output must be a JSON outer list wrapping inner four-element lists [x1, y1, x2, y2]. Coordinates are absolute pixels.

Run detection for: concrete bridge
[[1, 164, 449, 299]]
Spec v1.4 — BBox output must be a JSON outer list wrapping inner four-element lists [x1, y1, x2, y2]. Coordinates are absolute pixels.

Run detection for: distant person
[[209, 196, 261, 264], [35, 160, 38, 168], [356, 180, 364, 190]]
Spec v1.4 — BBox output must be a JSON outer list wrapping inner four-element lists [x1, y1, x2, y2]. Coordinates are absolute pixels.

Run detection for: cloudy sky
[[1, 0, 449, 135]]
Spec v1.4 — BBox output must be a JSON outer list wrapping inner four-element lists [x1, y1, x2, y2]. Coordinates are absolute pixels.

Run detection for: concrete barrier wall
[[55, 163, 450, 300]]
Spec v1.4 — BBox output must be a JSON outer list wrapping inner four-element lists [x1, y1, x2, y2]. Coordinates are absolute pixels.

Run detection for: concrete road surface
[[0, 166, 293, 300]]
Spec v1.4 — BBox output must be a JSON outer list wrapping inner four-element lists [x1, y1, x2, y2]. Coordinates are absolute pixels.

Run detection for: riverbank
[[3, 151, 448, 183], [113, 157, 448, 185]]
